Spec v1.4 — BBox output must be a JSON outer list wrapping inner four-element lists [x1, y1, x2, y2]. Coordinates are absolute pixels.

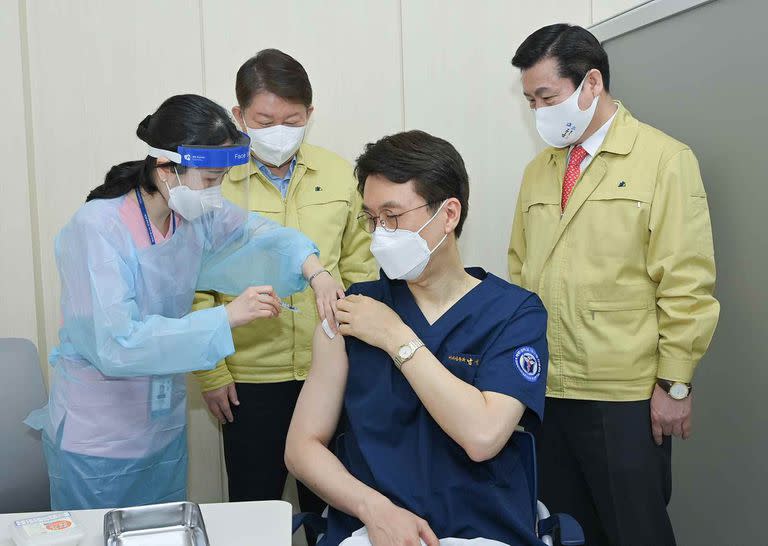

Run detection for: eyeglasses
[[356, 202, 438, 234]]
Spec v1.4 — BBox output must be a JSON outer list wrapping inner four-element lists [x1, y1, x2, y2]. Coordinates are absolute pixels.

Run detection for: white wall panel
[[201, 0, 404, 163], [0, 0, 38, 343], [401, 0, 591, 278]]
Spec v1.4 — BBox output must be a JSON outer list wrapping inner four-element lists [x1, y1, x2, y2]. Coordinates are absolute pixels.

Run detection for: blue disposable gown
[[26, 196, 317, 510]]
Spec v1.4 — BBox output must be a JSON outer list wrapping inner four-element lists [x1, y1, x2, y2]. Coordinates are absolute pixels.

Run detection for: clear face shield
[[160, 129, 315, 303], [147, 133, 251, 236]]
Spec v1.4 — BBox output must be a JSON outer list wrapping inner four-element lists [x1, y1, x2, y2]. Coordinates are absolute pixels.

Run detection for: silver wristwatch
[[393, 339, 425, 370]]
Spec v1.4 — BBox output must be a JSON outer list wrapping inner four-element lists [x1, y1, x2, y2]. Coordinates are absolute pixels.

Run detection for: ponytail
[[86, 160, 153, 202], [85, 115, 160, 202]]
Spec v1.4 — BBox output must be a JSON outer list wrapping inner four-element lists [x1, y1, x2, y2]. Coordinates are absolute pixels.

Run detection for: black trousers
[[222, 381, 325, 516], [536, 398, 675, 546]]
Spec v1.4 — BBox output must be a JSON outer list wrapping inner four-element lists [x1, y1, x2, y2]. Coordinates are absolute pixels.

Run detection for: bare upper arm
[[288, 325, 349, 448], [479, 391, 528, 455]]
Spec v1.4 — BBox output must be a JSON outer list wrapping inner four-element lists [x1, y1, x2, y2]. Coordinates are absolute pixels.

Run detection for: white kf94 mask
[[370, 201, 448, 281]]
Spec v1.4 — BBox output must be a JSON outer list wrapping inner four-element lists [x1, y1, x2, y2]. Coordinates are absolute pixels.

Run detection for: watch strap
[[656, 379, 692, 398], [394, 339, 424, 370]]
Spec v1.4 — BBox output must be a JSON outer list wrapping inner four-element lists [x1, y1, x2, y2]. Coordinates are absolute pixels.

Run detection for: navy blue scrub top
[[321, 268, 548, 546]]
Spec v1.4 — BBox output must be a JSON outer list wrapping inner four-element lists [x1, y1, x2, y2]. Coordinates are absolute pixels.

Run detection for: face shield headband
[[146, 132, 251, 168]]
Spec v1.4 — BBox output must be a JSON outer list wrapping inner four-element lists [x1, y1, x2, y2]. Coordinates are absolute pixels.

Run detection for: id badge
[[150, 376, 173, 418]]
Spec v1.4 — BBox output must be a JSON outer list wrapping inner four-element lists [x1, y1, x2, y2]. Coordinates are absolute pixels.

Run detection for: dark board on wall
[[602, 0, 767, 544]]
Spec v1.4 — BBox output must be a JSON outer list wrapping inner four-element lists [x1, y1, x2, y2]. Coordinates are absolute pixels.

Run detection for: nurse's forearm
[[286, 439, 390, 523], [302, 253, 325, 280], [391, 334, 524, 462]]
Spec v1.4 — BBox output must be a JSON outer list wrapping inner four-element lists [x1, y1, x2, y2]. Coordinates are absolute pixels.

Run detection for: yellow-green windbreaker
[[508, 104, 720, 401]]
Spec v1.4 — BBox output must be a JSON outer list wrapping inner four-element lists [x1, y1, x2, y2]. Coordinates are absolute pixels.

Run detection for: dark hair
[[235, 49, 312, 109], [511, 24, 610, 92], [354, 130, 470, 238], [86, 94, 242, 202]]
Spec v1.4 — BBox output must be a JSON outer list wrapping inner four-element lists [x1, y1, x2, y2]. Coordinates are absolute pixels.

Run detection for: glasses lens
[[381, 214, 397, 232], [357, 213, 375, 233]]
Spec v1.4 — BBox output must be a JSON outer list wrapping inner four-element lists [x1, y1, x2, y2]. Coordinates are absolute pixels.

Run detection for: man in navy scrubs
[[286, 130, 548, 546]]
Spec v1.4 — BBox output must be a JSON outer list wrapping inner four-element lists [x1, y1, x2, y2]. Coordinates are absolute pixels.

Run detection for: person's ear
[[155, 162, 173, 184], [584, 69, 604, 103], [232, 105, 245, 130], [443, 198, 462, 234], [305, 105, 315, 122]]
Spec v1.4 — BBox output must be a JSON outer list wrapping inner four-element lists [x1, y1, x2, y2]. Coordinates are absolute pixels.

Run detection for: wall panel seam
[[17, 0, 48, 375], [198, 0, 207, 95], [398, 0, 406, 130]]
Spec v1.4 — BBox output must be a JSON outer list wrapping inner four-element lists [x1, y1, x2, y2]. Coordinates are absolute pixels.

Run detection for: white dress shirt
[[568, 104, 619, 172]]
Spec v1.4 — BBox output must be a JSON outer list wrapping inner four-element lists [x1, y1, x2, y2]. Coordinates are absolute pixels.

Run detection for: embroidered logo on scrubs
[[514, 347, 541, 382], [448, 354, 479, 366], [618, 180, 627, 188]]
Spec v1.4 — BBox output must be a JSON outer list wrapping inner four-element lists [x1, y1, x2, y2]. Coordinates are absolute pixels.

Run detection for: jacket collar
[[546, 101, 638, 166]]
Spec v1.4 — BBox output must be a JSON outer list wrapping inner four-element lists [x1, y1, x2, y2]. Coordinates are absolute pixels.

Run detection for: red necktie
[[561, 145, 589, 212]]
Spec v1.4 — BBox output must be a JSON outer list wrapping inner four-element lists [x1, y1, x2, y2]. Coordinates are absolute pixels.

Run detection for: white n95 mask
[[370, 201, 448, 281], [165, 169, 223, 221], [246, 124, 306, 167], [534, 75, 599, 148]]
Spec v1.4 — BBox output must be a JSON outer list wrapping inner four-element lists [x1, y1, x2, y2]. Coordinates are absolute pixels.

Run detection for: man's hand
[[360, 495, 439, 546], [202, 382, 239, 424], [336, 295, 413, 353], [650, 384, 692, 446]]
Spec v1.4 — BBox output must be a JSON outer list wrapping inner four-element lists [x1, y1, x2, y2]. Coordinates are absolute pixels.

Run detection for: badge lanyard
[[134, 187, 175, 417], [134, 187, 175, 245]]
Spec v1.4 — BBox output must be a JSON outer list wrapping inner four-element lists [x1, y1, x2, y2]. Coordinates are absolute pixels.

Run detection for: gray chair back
[[0, 338, 50, 512]]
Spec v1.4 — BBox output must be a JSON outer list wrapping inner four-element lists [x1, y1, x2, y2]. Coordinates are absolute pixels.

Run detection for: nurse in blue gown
[[27, 95, 338, 510]]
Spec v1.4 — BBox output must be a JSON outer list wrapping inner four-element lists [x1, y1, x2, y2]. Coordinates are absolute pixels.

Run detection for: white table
[[0, 500, 292, 545]]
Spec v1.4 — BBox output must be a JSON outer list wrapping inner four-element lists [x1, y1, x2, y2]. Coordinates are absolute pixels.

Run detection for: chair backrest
[[511, 429, 539, 527], [0, 338, 50, 512]]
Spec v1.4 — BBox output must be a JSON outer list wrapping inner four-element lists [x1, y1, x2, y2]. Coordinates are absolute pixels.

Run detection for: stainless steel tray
[[104, 501, 210, 546]]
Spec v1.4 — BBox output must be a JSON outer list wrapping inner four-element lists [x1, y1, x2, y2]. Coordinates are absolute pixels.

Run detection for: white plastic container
[[11, 512, 85, 546]]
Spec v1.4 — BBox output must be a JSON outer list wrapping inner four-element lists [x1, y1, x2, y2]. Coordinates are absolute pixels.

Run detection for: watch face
[[398, 346, 413, 360], [670, 383, 688, 399]]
